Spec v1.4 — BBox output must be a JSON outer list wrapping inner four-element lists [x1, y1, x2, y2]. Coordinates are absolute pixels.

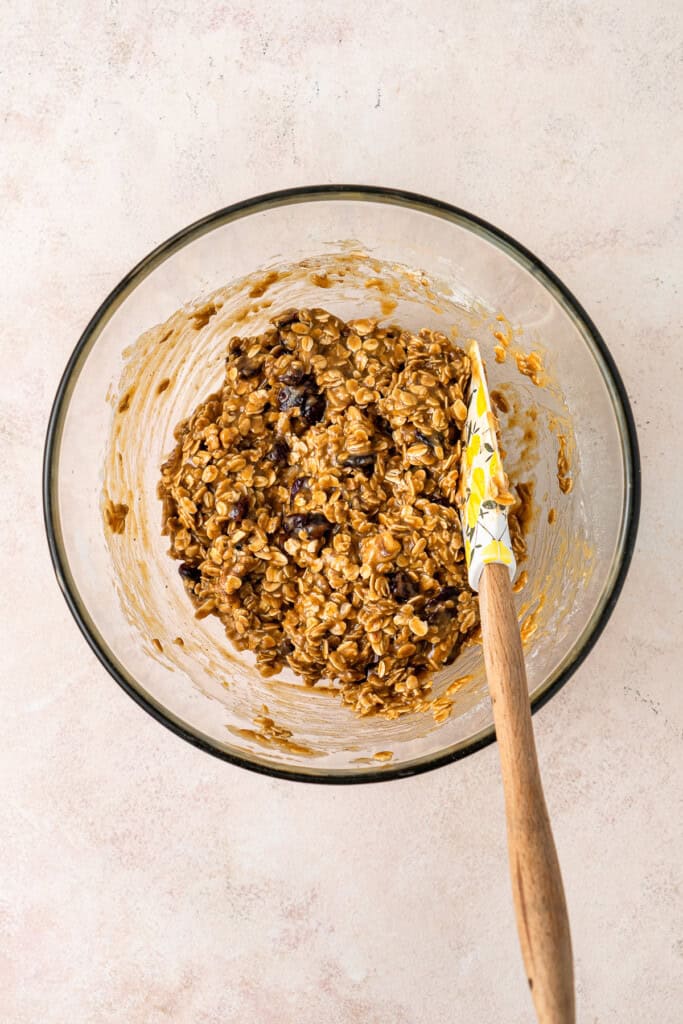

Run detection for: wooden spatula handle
[[479, 563, 575, 1023]]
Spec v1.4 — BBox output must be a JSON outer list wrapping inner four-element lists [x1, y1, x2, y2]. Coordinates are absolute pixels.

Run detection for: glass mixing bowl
[[43, 186, 639, 782]]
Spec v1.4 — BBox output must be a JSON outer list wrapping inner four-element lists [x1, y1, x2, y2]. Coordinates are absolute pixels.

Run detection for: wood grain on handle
[[479, 563, 575, 1024]]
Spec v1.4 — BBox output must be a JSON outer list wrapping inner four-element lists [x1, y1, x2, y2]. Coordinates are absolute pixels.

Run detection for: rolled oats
[[158, 308, 529, 717]]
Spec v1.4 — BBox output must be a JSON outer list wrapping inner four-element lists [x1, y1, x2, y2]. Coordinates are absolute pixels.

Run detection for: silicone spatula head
[[459, 340, 517, 593]]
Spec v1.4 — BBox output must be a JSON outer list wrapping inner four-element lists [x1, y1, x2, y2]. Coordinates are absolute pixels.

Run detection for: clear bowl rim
[[43, 184, 641, 784]]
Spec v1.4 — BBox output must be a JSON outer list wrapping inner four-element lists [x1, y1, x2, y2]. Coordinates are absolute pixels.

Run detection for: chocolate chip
[[283, 512, 330, 539], [229, 495, 249, 522], [178, 562, 201, 583], [388, 571, 419, 603], [343, 453, 376, 478], [277, 384, 308, 411], [283, 513, 308, 536], [429, 493, 450, 507], [424, 586, 461, 621], [278, 365, 306, 385], [301, 391, 325, 425], [447, 421, 459, 446], [303, 514, 330, 540], [373, 414, 393, 437], [277, 373, 318, 409], [276, 370, 325, 425], [415, 428, 443, 448], [235, 356, 261, 379], [265, 439, 290, 466], [290, 476, 308, 502]]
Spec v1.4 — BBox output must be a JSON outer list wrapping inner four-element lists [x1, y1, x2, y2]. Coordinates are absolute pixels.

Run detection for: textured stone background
[[2, 2, 681, 1021]]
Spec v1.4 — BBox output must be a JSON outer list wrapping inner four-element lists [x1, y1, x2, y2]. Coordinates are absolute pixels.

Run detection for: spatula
[[459, 340, 575, 1023]]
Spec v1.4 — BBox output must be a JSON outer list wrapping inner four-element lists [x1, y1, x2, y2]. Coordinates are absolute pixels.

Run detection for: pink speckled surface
[[2, 2, 682, 1021]]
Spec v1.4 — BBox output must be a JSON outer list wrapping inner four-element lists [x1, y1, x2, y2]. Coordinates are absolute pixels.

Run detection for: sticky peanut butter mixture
[[159, 308, 527, 716]]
